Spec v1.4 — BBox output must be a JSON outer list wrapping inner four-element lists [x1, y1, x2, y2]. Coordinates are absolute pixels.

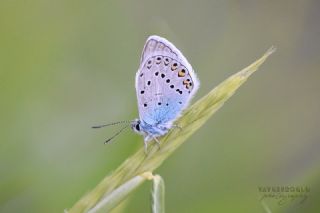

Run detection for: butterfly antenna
[[104, 125, 129, 144], [92, 120, 131, 129]]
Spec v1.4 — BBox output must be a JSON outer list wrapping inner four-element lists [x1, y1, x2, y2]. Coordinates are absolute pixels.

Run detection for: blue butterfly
[[94, 35, 199, 151]]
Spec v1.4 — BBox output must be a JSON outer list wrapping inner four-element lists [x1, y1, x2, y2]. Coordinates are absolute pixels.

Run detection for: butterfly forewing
[[140, 36, 178, 65]]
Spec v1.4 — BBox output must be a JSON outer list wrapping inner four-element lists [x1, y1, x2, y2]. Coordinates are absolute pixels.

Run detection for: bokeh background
[[1, 0, 319, 212]]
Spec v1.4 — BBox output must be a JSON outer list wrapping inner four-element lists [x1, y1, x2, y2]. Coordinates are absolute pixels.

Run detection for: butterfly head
[[131, 119, 143, 135]]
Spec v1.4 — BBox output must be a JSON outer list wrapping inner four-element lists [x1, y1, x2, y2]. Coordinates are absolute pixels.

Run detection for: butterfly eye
[[135, 123, 140, 131]]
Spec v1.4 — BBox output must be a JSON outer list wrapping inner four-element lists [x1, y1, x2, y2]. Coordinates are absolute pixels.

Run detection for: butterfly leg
[[143, 136, 160, 153], [153, 137, 161, 150], [143, 140, 148, 154], [172, 124, 182, 131]]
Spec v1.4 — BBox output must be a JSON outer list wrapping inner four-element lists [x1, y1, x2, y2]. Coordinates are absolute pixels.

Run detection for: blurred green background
[[1, 0, 319, 212]]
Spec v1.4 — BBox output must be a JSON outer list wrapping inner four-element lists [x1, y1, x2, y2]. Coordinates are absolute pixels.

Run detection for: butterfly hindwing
[[135, 36, 199, 126]]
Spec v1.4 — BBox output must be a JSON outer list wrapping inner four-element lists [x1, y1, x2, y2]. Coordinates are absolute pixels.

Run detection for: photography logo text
[[258, 185, 310, 206]]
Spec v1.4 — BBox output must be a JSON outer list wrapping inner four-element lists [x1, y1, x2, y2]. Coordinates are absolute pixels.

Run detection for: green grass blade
[[86, 172, 152, 213], [68, 47, 276, 213], [152, 175, 165, 213]]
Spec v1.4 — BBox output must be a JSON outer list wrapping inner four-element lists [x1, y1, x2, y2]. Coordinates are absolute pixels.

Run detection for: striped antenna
[[92, 120, 131, 129], [104, 125, 130, 144]]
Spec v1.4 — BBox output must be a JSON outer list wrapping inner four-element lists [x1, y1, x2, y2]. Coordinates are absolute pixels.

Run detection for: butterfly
[[93, 35, 199, 152]]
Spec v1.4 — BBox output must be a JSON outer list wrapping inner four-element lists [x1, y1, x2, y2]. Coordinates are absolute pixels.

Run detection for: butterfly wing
[[135, 35, 199, 126]]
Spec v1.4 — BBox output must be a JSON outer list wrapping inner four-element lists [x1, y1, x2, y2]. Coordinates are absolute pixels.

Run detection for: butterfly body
[[131, 119, 170, 142], [131, 35, 200, 149]]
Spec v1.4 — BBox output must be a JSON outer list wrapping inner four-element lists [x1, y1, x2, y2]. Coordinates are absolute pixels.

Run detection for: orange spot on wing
[[178, 69, 186, 77]]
